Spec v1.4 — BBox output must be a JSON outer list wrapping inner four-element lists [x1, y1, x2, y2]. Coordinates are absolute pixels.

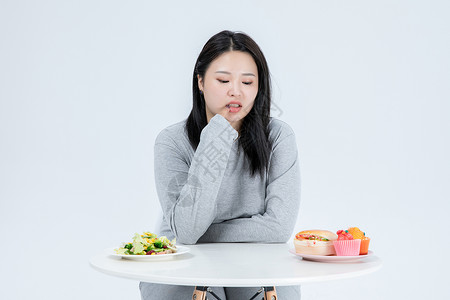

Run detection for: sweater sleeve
[[197, 130, 301, 243], [154, 114, 238, 245]]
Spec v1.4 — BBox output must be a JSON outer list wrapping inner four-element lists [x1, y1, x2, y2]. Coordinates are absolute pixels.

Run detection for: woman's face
[[198, 51, 259, 132]]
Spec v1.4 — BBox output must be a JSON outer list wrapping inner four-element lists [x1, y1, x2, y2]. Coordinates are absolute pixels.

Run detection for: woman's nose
[[227, 81, 242, 97]]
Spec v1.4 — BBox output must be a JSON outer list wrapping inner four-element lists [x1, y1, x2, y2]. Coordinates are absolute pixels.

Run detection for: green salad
[[115, 232, 177, 255]]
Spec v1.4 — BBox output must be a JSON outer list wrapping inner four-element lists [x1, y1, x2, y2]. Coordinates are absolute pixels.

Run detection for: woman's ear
[[197, 74, 204, 91]]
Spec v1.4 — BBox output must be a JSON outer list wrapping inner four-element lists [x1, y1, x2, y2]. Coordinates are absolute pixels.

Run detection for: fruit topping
[[336, 230, 354, 240]]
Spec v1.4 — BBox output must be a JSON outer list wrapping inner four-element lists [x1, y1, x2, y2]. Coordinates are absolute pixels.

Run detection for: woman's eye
[[217, 79, 252, 85]]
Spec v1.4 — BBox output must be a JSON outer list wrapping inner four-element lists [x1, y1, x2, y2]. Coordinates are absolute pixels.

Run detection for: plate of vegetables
[[111, 232, 189, 260]]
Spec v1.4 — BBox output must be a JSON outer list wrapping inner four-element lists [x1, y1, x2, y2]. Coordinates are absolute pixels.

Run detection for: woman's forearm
[[154, 114, 238, 244]]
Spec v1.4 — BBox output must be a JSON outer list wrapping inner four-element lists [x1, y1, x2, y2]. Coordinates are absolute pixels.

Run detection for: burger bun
[[294, 229, 338, 256]]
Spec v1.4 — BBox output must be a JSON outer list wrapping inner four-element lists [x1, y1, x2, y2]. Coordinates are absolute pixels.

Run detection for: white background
[[1, 1, 449, 299]]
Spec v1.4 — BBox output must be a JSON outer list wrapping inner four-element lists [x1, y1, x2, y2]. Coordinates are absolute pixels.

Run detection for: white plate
[[289, 249, 373, 262], [109, 246, 190, 261]]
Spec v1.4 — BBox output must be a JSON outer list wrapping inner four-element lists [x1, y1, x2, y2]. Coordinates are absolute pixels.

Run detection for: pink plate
[[289, 249, 374, 262]]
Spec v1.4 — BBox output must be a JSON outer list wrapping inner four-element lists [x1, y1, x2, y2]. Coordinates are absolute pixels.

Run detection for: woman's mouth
[[226, 104, 242, 113]]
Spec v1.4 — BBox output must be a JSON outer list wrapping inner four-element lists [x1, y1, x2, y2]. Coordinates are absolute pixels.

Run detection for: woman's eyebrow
[[215, 71, 256, 77]]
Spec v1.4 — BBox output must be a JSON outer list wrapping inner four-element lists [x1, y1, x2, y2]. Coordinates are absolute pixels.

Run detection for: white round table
[[89, 242, 382, 287]]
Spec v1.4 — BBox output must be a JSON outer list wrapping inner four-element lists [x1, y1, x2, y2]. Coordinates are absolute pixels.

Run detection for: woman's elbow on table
[[269, 230, 292, 243], [255, 223, 293, 243], [173, 232, 200, 245]]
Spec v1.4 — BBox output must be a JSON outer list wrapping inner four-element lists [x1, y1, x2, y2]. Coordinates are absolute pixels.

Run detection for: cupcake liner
[[359, 238, 370, 255], [333, 239, 361, 256]]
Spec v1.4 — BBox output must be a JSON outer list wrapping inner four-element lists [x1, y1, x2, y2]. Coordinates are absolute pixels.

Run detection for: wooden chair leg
[[263, 286, 277, 300], [192, 286, 207, 300]]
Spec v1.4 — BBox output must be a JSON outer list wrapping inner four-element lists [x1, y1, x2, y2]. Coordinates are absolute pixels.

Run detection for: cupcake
[[333, 230, 361, 256], [347, 227, 371, 255]]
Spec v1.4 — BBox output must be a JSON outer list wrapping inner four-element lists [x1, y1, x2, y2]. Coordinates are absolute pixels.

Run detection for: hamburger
[[294, 230, 338, 256]]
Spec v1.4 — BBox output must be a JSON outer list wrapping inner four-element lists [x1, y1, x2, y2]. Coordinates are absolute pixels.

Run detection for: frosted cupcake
[[333, 230, 361, 256], [347, 227, 371, 255]]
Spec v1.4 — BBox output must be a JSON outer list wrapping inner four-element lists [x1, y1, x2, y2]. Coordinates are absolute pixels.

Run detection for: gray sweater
[[154, 114, 300, 245]]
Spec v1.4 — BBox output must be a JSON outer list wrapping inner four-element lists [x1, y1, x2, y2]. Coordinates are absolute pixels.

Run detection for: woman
[[140, 30, 301, 299]]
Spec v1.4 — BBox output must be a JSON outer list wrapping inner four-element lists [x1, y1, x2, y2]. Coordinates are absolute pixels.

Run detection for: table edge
[[89, 256, 383, 287]]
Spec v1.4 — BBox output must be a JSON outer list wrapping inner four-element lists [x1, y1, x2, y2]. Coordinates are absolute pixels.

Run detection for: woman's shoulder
[[155, 119, 188, 146], [268, 117, 296, 142], [154, 119, 194, 163]]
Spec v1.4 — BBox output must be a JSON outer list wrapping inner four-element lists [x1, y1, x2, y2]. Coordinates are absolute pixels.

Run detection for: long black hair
[[186, 30, 273, 178]]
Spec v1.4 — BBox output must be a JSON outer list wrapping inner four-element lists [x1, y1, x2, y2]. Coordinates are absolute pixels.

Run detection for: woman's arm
[[154, 114, 238, 245], [197, 131, 301, 243]]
